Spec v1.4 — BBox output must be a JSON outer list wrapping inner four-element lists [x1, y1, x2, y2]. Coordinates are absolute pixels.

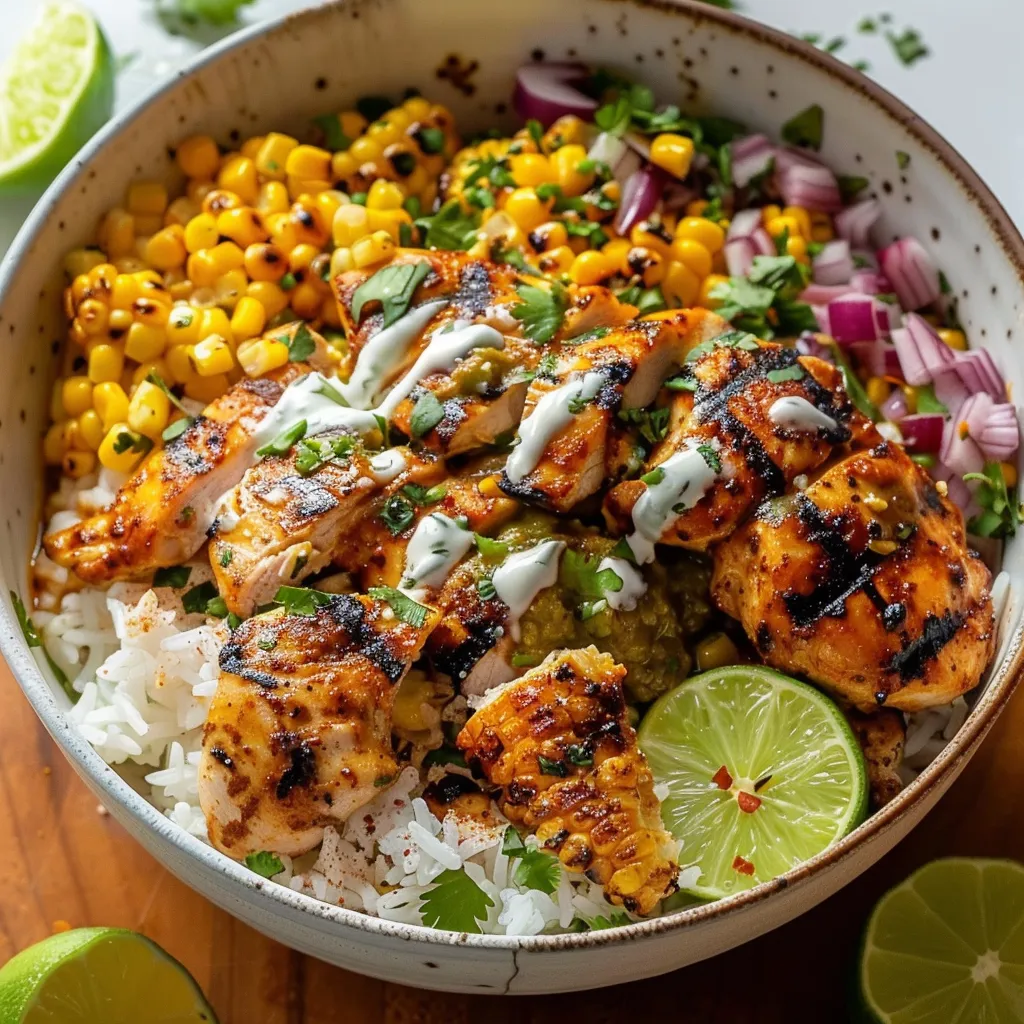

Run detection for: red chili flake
[[732, 855, 756, 876], [712, 765, 733, 790], [737, 791, 762, 814]]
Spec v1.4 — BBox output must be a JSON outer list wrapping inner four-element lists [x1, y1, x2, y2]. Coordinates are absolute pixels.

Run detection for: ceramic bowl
[[0, 0, 1021, 996]]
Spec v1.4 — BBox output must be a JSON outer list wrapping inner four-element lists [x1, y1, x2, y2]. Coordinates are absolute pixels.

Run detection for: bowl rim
[[1, 0, 1022, 955]]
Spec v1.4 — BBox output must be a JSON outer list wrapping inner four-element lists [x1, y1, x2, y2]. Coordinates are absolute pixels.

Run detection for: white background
[[1, 0, 1022, 239]]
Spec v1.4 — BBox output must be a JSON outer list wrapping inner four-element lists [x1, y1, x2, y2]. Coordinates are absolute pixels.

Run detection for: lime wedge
[[0, 2, 114, 196], [638, 665, 868, 900], [859, 859, 1024, 1023], [0, 927, 218, 1023]]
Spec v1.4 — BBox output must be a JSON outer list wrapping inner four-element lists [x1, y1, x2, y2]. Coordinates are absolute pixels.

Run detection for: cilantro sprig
[[419, 868, 494, 933], [964, 462, 1022, 539], [510, 282, 568, 343], [351, 261, 432, 327]]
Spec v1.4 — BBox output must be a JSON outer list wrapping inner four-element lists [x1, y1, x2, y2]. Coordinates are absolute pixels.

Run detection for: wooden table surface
[[2, 659, 1021, 1023]]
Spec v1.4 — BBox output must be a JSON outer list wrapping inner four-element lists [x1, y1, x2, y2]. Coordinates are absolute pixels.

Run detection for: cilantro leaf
[[887, 28, 929, 67], [587, 910, 632, 930], [781, 104, 824, 150], [915, 384, 948, 415], [294, 435, 356, 476], [285, 322, 317, 362], [514, 848, 562, 894], [420, 200, 479, 251], [312, 114, 351, 152], [153, 565, 192, 589], [697, 443, 722, 473], [502, 826, 527, 856], [182, 581, 218, 615], [162, 418, 191, 443], [537, 754, 568, 777], [617, 406, 670, 450], [409, 392, 445, 437], [350, 261, 432, 327], [10, 590, 75, 701], [402, 483, 446, 506], [379, 494, 415, 535], [594, 96, 633, 137], [510, 283, 568, 344], [419, 868, 494, 933], [641, 467, 666, 486], [896, 150, 911, 171], [273, 586, 332, 616], [161, 0, 255, 28], [766, 364, 806, 384], [964, 462, 1021, 539], [368, 585, 430, 627], [559, 549, 623, 607]]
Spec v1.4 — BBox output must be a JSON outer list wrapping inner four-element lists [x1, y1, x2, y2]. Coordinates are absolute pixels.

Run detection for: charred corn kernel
[[77, 298, 108, 336], [1000, 462, 1018, 488], [545, 114, 588, 148], [786, 235, 808, 262], [330, 247, 355, 278], [132, 295, 171, 328], [213, 268, 248, 310], [505, 188, 549, 233], [237, 337, 290, 377], [265, 211, 299, 251], [191, 335, 235, 377], [43, 422, 71, 464], [243, 242, 288, 282], [698, 272, 728, 309], [127, 381, 171, 439], [254, 182, 288, 217], [938, 328, 968, 351], [253, 132, 297, 180], [348, 135, 381, 165], [175, 135, 220, 179], [216, 156, 258, 204], [93, 382, 130, 430], [214, 207, 267, 248], [625, 246, 665, 287], [230, 296, 266, 341], [144, 226, 187, 271], [669, 237, 713, 279], [649, 133, 695, 179], [674, 216, 725, 255], [62, 376, 93, 417], [64, 248, 107, 278], [201, 189, 244, 217], [88, 261, 117, 292], [866, 377, 890, 407], [663, 260, 701, 307], [87, 343, 124, 384], [246, 280, 289, 319], [77, 409, 105, 450], [287, 243, 320, 275], [530, 221, 569, 252], [366, 179, 404, 210], [351, 230, 396, 269], [766, 214, 803, 241], [97, 423, 142, 472], [536, 245, 575, 276], [782, 206, 812, 240], [332, 203, 370, 246], [569, 250, 613, 286], [199, 307, 233, 343], [164, 344, 194, 385], [509, 153, 551, 188], [283, 144, 331, 184], [127, 181, 168, 217], [185, 372, 229, 403], [331, 150, 359, 181], [628, 224, 670, 260], [549, 144, 593, 196], [184, 213, 218, 254], [289, 203, 329, 246], [98, 208, 135, 259], [166, 305, 201, 346], [62, 449, 96, 478], [124, 321, 166, 362]]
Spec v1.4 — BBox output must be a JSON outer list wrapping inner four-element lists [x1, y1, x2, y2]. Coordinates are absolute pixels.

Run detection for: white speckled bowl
[[0, 0, 1021, 995]]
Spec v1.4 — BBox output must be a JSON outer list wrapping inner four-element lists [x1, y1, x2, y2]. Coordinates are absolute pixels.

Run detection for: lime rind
[[0, 1, 114, 195], [859, 858, 1024, 1024], [638, 666, 868, 900]]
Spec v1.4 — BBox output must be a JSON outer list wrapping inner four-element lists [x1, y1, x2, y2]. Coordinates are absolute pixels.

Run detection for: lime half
[[0, 927, 217, 1023], [638, 665, 868, 900], [859, 859, 1024, 1023], [0, 2, 114, 196]]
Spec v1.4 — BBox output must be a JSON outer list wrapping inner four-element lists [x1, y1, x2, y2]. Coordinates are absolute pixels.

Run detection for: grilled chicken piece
[[499, 309, 730, 512], [457, 647, 679, 914], [199, 593, 439, 858], [846, 708, 906, 807], [712, 441, 995, 712], [208, 435, 395, 617], [603, 335, 875, 559], [44, 360, 321, 585]]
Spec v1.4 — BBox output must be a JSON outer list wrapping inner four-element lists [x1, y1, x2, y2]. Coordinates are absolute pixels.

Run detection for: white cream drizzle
[[768, 395, 838, 432], [368, 449, 407, 483], [400, 513, 474, 592], [504, 371, 607, 484], [492, 539, 565, 641], [627, 446, 721, 564], [597, 556, 647, 612]]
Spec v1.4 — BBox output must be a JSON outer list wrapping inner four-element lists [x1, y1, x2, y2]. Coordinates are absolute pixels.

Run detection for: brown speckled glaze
[[0, 0, 1020, 995]]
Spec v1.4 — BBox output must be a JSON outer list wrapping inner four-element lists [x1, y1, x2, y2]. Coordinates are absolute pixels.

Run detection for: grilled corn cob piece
[[456, 647, 679, 914]]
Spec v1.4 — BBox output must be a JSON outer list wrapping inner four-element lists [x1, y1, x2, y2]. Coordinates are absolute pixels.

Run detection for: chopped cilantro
[[588, 910, 632, 930], [617, 406, 670, 450], [409, 391, 445, 438], [511, 282, 568, 343], [559, 550, 624, 610], [594, 96, 633, 137], [514, 848, 562, 894], [205, 596, 229, 618], [379, 494, 416, 536], [964, 462, 1021, 539], [419, 868, 494, 933], [162, 418, 191, 443], [419, 199, 479, 251], [112, 430, 152, 457], [402, 483, 446, 506], [285, 322, 317, 362], [350, 261, 432, 327], [526, 119, 544, 148], [476, 576, 497, 601], [838, 175, 870, 202], [896, 150, 911, 171], [766, 364, 806, 384], [537, 754, 568, 777], [182, 581, 219, 615], [154, 565, 192, 589], [567, 743, 593, 767], [697, 443, 722, 473], [294, 434, 356, 476], [824, 36, 846, 53], [312, 113, 350, 152], [274, 585, 332, 616], [422, 745, 468, 769], [256, 419, 307, 459], [781, 103, 824, 150], [858, 16, 877, 33], [244, 851, 285, 878], [368, 585, 430, 627], [887, 28, 929, 67]]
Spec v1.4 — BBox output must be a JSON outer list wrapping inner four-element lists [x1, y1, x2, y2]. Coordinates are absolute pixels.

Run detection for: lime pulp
[[638, 665, 868, 900]]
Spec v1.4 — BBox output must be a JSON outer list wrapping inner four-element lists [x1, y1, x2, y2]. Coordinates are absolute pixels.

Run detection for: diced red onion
[[724, 237, 757, 278], [825, 294, 883, 343], [932, 366, 969, 415], [813, 239, 854, 286], [727, 208, 763, 241], [778, 163, 843, 212], [800, 283, 853, 305], [730, 134, 776, 188], [773, 146, 827, 173], [958, 349, 1007, 401], [614, 163, 667, 235], [513, 63, 596, 126], [588, 131, 629, 170], [936, 464, 980, 516], [891, 313, 955, 385], [961, 392, 993, 437], [940, 415, 985, 476], [879, 237, 941, 310], [812, 305, 829, 334], [835, 199, 882, 250], [880, 387, 909, 422], [901, 413, 945, 453], [977, 402, 1020, 461], [661, 178, 698, 215], [849, 340, 899, 378], [874, 299, 900, 337], [750, 227, 776, 256], [851, 269, 891, 295], [796, 331, 833, 361]]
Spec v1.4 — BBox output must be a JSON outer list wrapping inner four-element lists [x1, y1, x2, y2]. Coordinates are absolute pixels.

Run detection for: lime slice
[[0, 927, 218, 1023], [0, 2, 114, 196], [859, 859, 1024, 1023], [638, 665, 868, 900]]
